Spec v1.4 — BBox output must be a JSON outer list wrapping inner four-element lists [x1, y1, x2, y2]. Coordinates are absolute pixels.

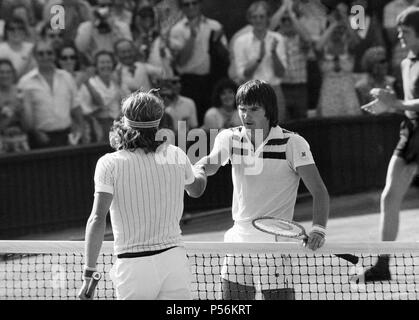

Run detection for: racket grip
[[85, 272, 101, 299]]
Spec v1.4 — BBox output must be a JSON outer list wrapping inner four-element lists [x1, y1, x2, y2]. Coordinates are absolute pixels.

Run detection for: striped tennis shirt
[[94, 143, 195, 255], [213, 126, 314, 223]]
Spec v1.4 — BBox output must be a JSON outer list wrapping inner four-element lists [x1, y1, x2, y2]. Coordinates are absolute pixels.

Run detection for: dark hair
[[93, 50, 117, 69], [110, 90, 165, 153], [0, 59, 18, 83], [397, 7, 419, 37], [211, 78, 238, 109], [131, 4, 158, 34], [236, 80, 278, 127], [3, 17, 27, 41], [58, 43, 81, 71]]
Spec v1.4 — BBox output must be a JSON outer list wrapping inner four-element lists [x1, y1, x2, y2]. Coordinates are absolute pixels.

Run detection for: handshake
[[185, 164, 208, 198]]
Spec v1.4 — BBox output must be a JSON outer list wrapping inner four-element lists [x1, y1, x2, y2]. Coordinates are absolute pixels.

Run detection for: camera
[[94, 8, 112, 34]]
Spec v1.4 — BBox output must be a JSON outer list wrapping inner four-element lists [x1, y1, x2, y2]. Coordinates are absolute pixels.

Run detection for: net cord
[[1, 241, 419, 255]]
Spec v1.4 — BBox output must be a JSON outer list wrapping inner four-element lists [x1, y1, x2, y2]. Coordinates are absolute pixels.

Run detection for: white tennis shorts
[[109, 247, 192, 300], [221, 222, 296, 291]]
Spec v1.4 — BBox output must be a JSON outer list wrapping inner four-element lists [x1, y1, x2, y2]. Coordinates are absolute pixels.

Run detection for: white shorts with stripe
[[109, 247, 192, 300], [221, 222, 297, 291]]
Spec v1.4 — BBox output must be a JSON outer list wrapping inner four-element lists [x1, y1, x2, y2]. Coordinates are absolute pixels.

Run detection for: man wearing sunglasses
[[75, 0, 132, 63], [169, 0, 228, 125], [17, 39, 84, 149]]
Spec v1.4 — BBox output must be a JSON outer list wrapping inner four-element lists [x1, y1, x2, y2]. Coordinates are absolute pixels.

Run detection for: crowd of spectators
[[0, 0, 418, 154]]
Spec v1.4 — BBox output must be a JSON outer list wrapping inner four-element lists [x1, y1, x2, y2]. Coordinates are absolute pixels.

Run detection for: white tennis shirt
[[213, 126, 315, 224], [94, 143, 195, 255]]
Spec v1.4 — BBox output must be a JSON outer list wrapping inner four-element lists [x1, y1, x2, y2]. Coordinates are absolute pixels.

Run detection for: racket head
[[252, 217, 307, 239]]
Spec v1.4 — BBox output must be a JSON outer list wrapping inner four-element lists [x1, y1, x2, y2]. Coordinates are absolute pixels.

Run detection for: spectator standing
[[202, 78, 241, 131], [131, 5, 160, 62], [158, 77, 198, 133], [293, 0, 328, 110], [79, 51, 129, 142], [17, 39, 84, 149], [355, 46, 396, 107], [169, 0, 227, 125], [114, 39, 163, 93], [233, 1, 287, 121], [0, 59, 29, 153], [57, 43, 104, 143], [75, 0, 132, 63], [315, 11, 361, 118], [272, 0, 312, 120], [0, 18, 37, 79]]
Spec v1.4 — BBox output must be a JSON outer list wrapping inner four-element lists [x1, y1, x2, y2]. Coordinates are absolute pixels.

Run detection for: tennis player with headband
[[78, 90, 207, 300], [195, 80, 330, 300]]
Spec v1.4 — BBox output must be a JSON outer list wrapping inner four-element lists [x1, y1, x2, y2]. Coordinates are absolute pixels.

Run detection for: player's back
[[97, 143, 194, 255]]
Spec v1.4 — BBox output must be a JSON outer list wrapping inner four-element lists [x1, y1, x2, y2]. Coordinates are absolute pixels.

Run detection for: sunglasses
[[60, 55, 76, 61], [182, 1, 198, 8], [36, 50, 55, 57]]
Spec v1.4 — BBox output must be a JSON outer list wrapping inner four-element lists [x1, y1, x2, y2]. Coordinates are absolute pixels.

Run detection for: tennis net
[[1, 241, 418, 300]]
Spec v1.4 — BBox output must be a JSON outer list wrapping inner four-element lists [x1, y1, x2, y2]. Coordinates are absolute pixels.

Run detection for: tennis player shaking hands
[[195, 80, 329, 300]]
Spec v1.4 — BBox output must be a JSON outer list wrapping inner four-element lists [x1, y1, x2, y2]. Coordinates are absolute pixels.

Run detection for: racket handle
[[85, 272, 101, 299]]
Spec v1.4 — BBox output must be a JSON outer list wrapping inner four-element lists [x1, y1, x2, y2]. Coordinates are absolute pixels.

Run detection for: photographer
[[75, 0, 132, 64]]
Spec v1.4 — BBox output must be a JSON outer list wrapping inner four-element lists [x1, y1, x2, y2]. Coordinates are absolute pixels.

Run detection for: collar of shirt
[[239, 125, 285, 152]]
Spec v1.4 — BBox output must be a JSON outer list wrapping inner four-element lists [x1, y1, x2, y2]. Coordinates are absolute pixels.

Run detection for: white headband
[[123, 116, 162, 129]]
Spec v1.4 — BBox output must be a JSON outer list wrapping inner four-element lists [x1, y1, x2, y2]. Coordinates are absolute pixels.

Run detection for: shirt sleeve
[[286, 134, 315, 171], [211, 128, 233, 166], [94, 154, 115, 194]]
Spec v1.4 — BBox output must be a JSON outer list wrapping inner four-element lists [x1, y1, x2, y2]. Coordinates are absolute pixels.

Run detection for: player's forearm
[[84, 213, 107, 269], [311, 187, 330, 228], [185, 167, 207, 198]]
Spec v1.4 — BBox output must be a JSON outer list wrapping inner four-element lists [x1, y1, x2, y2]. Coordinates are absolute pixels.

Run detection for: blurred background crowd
[[0, 0, 417, 153]]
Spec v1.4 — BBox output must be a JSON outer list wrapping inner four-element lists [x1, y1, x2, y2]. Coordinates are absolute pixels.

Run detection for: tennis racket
[[85, 272, 102, 299], [252, 217, 359, 265]]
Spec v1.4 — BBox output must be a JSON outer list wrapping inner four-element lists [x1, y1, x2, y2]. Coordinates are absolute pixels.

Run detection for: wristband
[[83, 266, 97, 279], [310, 224, 326, 237]]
